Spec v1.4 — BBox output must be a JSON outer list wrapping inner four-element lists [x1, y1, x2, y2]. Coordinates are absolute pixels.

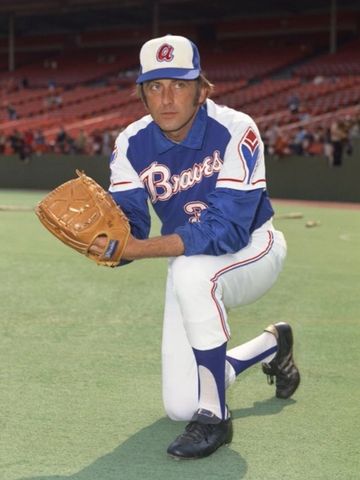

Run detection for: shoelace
[[262, 362, 275, 385], [264, 352, 294, 386], [181, 422, 213, 442]]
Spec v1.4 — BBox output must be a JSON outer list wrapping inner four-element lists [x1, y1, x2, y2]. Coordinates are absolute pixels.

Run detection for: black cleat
[[262, 322, 300, 399], [167, 409, 233, 460]]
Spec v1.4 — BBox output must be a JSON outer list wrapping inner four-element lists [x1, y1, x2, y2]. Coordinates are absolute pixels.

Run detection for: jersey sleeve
[[109, 131, 151, 241], [109, 131, 145, 193], [216, 115, 266, 191], [110, 189, 151, 241], [175, 187, 273, 256]]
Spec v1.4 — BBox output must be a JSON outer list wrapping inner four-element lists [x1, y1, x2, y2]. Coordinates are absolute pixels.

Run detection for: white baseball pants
[[161, 220, 287, 421]]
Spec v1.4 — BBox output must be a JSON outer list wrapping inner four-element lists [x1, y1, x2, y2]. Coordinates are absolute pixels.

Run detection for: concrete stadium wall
[[0, 154, 111, 191], [0, 140, 359, 202], [266, 140, 360, 202]]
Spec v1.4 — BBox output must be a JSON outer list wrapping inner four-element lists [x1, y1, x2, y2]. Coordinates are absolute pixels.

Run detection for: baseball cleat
[[262, 322, 300, 399], [167, 409, 233, 460]]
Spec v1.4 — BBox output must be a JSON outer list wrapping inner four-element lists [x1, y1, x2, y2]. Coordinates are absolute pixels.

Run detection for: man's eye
[[149, 83, 160, 91], [174, 81, 185, 89]]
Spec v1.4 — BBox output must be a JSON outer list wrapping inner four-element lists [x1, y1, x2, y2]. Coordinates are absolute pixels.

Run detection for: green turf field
[[1, 190, 359, 480]]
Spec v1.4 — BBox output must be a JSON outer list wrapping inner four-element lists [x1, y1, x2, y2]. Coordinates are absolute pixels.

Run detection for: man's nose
[[161, 86, 174, 105]]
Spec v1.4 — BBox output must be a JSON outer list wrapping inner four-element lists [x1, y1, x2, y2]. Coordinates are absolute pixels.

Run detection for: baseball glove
[[35, 170, 130, 267]]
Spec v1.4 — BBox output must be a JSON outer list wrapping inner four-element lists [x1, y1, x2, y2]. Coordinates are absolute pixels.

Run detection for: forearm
[[122, 233, 185, 260]]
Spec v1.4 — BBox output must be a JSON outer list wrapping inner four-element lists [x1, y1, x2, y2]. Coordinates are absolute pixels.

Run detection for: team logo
[[156, 43, 174, 62], [140, 150, 223, 203], [239, 127, 260, 182], [184, 201, 207, 223]]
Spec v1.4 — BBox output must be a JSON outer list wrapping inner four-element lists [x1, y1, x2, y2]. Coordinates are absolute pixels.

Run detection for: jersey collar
[[153, 103, 207, 154]]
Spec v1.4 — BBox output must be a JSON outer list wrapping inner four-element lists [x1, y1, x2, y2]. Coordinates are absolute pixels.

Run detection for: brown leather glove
[[35, 170, 130, 267]]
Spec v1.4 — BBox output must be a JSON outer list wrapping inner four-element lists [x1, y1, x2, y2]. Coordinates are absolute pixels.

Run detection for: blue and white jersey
[[109, 98, 274, 256]]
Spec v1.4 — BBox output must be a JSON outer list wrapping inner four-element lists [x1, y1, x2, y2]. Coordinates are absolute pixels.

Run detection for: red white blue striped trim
[[210, 230, 275, 340]]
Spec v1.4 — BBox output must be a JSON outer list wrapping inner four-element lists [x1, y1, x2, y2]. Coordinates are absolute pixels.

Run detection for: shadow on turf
[[19, 398, 295, 480], [231, 395, 297, 420], [19, 417, 247, 480]]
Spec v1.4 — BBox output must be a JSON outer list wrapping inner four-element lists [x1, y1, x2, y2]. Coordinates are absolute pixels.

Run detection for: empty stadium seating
[[294, 38, 360, 77], [1, 25, 359, 147]]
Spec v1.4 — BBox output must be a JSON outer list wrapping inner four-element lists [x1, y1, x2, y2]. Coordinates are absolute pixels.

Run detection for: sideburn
[[193, 81, 203, 106], [140, 84, 148, 108]]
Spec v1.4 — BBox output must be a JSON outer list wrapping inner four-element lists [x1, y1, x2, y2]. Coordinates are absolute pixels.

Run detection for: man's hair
[[136, 74, 215, 107]]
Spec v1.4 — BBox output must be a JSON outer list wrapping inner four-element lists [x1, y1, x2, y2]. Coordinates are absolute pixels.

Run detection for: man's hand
[[88, 235, 108, 257]]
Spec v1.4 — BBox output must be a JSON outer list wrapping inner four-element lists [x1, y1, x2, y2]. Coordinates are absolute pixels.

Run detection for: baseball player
[[91, 34, 300, 459]]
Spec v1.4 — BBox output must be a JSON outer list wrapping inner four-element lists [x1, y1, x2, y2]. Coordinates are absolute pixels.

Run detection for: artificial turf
[[1, 190, 359, 480]]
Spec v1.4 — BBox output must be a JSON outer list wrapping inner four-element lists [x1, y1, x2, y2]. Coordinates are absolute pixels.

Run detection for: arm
[[89, 232, 184, 260], [123, 233, 184, 260], [90, 177, 184, 260], [91, 188, 271, 260]]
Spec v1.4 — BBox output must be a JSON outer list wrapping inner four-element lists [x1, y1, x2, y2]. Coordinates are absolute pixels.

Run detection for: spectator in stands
[[343, 116, 354, 156], [8, 129, 31, 163], [263, 123, 279, 155], [330, 119, 348, 167], [297, 105, 311, 123], [44, 87, 63, 110], [23, 130, 34, 155], [307, 126, 325, 156], [55, 92, 63, 108], [0, 132, 6, 154], [302, 129, 314, 156], [20, 76, 29, 89], [6, 103, 18, 121], [323, 127, 333, 166], [47, 77, 57, 92], [101, 130, 112, 156], [34, 129, 46, 155], [287, 93, 300, 114], [289, 127, 308, 155], [273, 132, 291, 158], [74, 129, 88, 154], [55, 127, 71, 154], [8, 129, 22, 154], [91, 130, 103, 155], [348, 115, 360, 139]]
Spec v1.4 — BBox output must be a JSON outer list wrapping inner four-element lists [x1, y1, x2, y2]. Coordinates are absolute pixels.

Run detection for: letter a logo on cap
[[156, 43, 174, 62]]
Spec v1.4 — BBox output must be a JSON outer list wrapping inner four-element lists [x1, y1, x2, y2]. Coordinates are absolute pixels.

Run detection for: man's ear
[[194, 83, 208, 106], [136, 84, 149, 109]]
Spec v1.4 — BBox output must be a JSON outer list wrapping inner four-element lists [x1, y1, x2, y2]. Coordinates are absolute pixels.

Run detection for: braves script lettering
[[140, 150, 223, 202]]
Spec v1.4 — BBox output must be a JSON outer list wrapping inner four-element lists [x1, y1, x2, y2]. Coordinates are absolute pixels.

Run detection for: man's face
[[142, 78, 207, 142]]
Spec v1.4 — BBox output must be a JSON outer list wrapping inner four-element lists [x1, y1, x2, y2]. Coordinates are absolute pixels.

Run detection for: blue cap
[[136, 34, 201, 84]]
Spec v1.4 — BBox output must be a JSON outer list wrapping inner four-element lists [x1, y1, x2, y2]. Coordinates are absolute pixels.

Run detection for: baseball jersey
[[109, 98, 274, 256]]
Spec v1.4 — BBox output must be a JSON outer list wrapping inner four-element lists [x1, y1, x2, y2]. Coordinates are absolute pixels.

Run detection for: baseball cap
[[136, 34, 201, 84]]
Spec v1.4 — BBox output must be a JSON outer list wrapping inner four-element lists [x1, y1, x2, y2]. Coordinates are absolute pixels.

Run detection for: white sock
[[225, 331, 277, 388]]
